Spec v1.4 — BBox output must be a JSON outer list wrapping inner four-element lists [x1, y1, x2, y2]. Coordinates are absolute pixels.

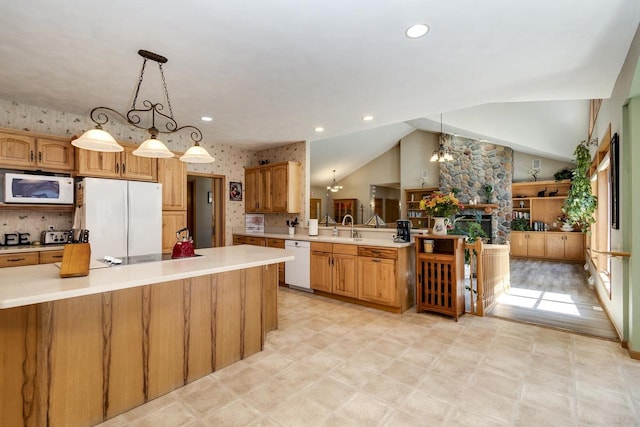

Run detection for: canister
[[423, 239, 434, 253]]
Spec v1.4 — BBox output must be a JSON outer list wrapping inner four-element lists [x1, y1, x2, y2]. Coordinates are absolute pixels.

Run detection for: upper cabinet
[[0, 131, 74, 172], [76, 143, 157, 181], [157, 155, 187, 211], [244, 161, 301, 213]]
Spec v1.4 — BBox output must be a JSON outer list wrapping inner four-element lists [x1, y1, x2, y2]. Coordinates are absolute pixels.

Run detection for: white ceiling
[[0, 1, 638, 186]]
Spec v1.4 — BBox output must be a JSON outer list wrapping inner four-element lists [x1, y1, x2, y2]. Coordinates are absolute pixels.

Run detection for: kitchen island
[[0, 245, 292, 427]]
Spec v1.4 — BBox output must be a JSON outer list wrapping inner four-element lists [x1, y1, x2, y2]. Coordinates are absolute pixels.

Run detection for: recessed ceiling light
[[314, 127, 324, 132], [201, 116, 213, 122], [362, 115, 374, 121], [405, 24, 429, 39]]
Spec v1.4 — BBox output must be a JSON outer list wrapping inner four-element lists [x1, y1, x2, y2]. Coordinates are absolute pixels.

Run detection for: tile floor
[[99, 288, 640, 427]]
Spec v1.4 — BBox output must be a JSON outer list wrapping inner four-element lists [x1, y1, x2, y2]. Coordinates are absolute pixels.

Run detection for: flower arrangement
[[419, 191, 463, 217]]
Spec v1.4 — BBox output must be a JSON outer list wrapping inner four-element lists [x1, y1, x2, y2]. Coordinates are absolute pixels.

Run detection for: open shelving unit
[[404, 187, 438, 229]]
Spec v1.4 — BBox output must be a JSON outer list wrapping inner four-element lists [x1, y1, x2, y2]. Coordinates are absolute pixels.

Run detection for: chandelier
[[430, 113, 453, 162], [72, 50, 214, 163], [327, 170, 343, 192]]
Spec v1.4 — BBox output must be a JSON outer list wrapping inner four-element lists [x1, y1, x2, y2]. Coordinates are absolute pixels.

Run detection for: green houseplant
[[563, 141, 597, 232]]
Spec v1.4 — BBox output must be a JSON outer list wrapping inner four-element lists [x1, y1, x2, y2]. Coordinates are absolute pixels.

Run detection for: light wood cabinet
[[414, 235, 465, 321], [162, 211, 187, 253], [512, 180, 571, 230], [77, 143, 157, 181], [310, 242, 357, 296], [244, 161, 301, 213], [266, 238, 286, 285], [310, 243, 333, 292], [157, 156, 187, 210], [232, 235, 266, 246], [39, 250, 65, 264], [358, 256, 396, 305], [510, 231, 546, 258], [546, 232, 584, 261], [0, 131, 74, 171]]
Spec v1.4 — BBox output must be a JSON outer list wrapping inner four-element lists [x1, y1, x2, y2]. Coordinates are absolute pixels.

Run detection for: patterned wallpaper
[[0, 99, 306, 245]]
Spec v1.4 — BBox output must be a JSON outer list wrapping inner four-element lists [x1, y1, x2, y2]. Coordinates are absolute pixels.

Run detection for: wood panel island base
[[0, 246, 289, 427]]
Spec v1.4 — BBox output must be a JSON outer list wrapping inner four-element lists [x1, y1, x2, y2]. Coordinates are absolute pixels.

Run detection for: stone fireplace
[[454, 213, 493, 243]]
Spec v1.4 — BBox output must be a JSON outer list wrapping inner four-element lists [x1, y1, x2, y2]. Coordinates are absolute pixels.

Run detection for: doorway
[[187, 173, 225, 248]]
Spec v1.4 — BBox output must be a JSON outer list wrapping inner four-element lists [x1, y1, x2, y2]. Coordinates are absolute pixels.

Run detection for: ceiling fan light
[[180, 144, 215, 163], [132, 137, 174, 158], [72, 128, 124, 152]]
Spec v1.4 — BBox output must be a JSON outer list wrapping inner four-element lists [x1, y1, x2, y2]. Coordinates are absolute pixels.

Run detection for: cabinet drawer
[[267, 238, 285, 249], [311, 242, 333, 253], [418, 253, 455, 262], [40, 250, 65, 264], [243, 236, 266, 246], [333, 243, 358, 256], [358, 246, 397, 260], [0, 252, 40, 268]]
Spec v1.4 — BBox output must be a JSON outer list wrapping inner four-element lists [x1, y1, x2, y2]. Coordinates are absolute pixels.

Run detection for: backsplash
[[0, 211, 73, 245]]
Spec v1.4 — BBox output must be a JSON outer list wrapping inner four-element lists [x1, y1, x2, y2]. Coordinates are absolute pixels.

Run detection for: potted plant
[[419, 191, 463, 235], [563, 142, 597, 232], [484, 184, 494, 203]]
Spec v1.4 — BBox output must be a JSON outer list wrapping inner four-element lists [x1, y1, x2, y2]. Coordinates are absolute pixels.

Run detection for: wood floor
[[486, 258, 619, 341]]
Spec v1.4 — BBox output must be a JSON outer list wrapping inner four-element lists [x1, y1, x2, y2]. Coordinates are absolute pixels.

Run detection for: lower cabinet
[[39, 250, 65, 264], [266, 238, 286, 285], [511, 231, 584, 261], [357, 248, 397, 306], [0, 250, 65, 268], [310, 243, 358, 297]]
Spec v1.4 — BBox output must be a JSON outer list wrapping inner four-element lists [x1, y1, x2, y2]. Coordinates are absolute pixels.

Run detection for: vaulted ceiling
[[0, 1, 638, 186]]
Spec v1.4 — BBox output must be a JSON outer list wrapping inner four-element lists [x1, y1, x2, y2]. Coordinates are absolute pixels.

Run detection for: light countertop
[[233, 230, 414, 248], [0, 245, 293, 309]]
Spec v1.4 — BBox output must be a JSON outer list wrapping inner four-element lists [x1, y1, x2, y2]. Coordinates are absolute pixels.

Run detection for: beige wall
[[512, 152, 575, 182]]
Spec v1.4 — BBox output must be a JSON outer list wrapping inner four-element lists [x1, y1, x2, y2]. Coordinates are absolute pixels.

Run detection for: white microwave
[[3, 173, 74, 204]]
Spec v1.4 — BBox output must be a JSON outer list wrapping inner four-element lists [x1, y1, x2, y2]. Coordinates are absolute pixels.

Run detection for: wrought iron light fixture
[[430, 113, 453, 163], [72, 49, 214, 163], [327, 170, 343, 193]]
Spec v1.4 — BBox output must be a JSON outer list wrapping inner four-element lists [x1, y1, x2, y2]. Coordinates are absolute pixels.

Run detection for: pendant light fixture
[[430, 113, 453, 163], [72, 49, 214, 163], [327, 170, 343, 193]]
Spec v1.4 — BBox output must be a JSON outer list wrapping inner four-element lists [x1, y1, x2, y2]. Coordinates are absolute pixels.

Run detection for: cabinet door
[[157, 156, 187, 210], [258, 167, 272, 212], [527, 233, 546, 257], [77, 148, 119, 178], [39, 250, 65, 264], [37, 138, 74, 171], [510, 232, 528, 257], [0, 132, 36, 168], [545, 233, 565, 259], [162, 211, 187, 253], [0, 252, 40, 268], [271, 164, 288, 212], [267, 238, 286, 285], [121, 146, 157, 181], [310, 250, 332, 292], [245, 168, 260, 212], [332, 253, 357, 298], [564, 233, 585, 261], [358, 257, 397, 305]]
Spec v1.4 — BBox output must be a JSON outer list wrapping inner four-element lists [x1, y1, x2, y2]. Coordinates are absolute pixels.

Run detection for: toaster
[[41, 230, 70, 245]]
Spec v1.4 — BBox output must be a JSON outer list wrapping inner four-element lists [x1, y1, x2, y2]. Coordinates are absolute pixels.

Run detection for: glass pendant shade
[[179, 143, 215, 163], [72, 128, 123, 152], [132, 137, 174, 158]]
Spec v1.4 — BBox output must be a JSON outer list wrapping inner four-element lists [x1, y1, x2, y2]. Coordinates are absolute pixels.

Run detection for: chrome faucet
[[342, 214, 355, 238]]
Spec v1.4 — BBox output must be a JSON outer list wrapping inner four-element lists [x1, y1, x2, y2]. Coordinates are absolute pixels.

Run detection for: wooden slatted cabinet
[[415, 235, 465, 321]]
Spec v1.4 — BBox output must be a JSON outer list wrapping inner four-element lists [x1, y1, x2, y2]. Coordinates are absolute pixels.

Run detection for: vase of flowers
[[419, 191, 463, 235]]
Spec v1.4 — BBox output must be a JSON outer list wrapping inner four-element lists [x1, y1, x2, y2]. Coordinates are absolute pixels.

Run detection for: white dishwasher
[[285, 240, 311, 291]]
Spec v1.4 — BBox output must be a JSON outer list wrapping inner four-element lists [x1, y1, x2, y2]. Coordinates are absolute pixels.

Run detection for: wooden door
[[77, 148, 119, 178], [271, 163, 288, 212], [564, 233, 585, 261], [332, 253, 357, 298], [258, 167, 272, 212], [310, 198, 322, 219], [158, 156, 187, 210], [0, 132, 36, 168], [545, 233, 565, 259], [245, 168, 259, 212], [385, 198, 400, 222], [121, 146, 157, 181], [162, 211, 187, 253], [510, 232, 528, 257], [310, 249, 332, 292], [36, 138, 74, 171], [357, 257, 397, 305], [527, 233, 546, 257]]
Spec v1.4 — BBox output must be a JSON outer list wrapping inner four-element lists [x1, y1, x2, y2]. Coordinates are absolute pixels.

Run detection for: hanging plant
[[563, 142, 597, 232]]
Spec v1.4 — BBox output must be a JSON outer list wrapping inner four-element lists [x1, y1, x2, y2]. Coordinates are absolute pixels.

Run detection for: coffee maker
[[394, 219, 411, 243]]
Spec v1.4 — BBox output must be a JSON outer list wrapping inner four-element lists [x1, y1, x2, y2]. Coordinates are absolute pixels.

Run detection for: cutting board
[[59, 243, 91, 278]]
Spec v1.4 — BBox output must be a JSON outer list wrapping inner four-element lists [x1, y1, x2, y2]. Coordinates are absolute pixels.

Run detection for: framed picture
[[611, 133, 619, 229], [229, 182, 242, 201]]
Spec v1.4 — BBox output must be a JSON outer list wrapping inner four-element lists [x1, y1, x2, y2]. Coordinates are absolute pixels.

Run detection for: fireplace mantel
[[460, 203, 499, 213]]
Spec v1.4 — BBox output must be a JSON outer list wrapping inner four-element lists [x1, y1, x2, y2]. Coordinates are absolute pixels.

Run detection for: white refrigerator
[[78, 177, 162, 259]]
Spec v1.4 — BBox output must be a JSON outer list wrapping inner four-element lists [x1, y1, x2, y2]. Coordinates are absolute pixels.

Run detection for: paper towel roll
[[309, 219, 318, 236]]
